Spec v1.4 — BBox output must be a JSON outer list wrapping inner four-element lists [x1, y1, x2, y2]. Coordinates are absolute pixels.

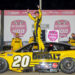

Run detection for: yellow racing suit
[[11, 38, 23, 51], [28, 9, 45, 50], [68, 38, 75, 46]]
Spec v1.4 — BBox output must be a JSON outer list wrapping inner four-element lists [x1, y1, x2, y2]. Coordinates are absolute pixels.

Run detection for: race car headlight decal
[[40, 62, 46, 66], [52, 63, 58, 68], [45, 64, 49, 68]]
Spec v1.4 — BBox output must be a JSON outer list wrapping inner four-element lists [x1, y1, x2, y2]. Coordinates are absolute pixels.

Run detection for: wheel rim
[[0, 60, 5, 70], [63, 60, 73, 70]]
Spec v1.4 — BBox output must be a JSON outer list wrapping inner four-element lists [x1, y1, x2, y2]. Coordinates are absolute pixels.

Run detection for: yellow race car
[[0, 42, 75, 74]]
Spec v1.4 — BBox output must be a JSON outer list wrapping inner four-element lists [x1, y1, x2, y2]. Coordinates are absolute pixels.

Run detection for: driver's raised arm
[[27, 9, 35, 21], [37, 5, 42, 19]]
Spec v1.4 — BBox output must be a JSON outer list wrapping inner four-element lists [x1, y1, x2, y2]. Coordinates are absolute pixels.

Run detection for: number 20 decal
[[12, 56, 30, 68]]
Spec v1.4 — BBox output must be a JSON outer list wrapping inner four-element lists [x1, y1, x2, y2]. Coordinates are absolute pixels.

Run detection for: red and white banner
[[4, 10, 75, 41], [4, 10, 75, 16]]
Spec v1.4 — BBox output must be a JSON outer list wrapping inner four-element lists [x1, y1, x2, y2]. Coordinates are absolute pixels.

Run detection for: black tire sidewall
[[60, 58, 75, 74], [0, 58, 8, 73]]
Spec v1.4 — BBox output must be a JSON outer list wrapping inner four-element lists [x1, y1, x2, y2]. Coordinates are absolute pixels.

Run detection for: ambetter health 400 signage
[[4, 10, 75, 42]]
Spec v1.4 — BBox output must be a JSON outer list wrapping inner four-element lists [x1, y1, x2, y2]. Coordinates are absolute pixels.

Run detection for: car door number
[[12, 56, 30, 68]]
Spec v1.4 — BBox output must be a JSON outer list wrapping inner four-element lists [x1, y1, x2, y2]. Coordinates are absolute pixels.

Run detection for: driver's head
[[72, 33, 74, 37], [34, 11, 39, 17], [71, 33, 75, 39], [15, 33, 19, 38], [73, 34, 75, 39]]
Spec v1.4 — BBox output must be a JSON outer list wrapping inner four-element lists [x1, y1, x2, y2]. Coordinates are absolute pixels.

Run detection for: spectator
[[68, 33, 75, 46], [11, 33, 22, 51]]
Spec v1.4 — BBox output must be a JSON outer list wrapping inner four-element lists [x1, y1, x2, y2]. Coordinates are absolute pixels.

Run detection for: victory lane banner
[[4, 10, 75, 42]]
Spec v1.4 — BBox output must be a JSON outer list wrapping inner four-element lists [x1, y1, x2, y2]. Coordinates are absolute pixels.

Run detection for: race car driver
[[11, 33, 23, 51], [27, 5, 45, 51], [68, 33, 75, 46]]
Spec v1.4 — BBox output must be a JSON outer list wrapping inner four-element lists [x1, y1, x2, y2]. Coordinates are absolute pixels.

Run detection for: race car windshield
[[15, 43, 33, 52], [15, 43, 38, 52]]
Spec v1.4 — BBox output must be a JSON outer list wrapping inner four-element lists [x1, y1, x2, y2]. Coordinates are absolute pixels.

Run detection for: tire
[[60, 58, 75, 74], [0, 58, 8, 73]]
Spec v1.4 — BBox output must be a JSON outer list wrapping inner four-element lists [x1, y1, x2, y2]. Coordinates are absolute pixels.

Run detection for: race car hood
[[0, 51, 6, 54], [0, 51, 14, 55]]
